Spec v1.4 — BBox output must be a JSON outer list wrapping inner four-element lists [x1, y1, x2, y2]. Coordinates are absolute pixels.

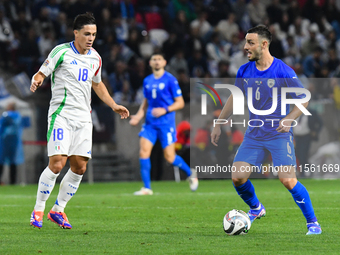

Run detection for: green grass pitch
[[0, 179, 339, 254]]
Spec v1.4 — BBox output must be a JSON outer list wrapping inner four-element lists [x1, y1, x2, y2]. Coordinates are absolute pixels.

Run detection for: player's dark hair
[[150, 52, 166, 59], [247, 25, 272, 44], [73, 12, 96, 31]]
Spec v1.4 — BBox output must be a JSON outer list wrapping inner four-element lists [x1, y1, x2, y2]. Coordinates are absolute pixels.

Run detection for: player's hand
[[151, 107, 167, 118], [211, 126, 221, 146], [30, 80, 43, 92], [129, 115, 141, 126], [276, 118, 293, 133], [112, 105, 130, 119]]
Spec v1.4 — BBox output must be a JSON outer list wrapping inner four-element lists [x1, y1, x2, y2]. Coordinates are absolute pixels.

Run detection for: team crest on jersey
[[43, 59, 49, 67], [267, 79, 275, 88], [159, 83, 165, 90]]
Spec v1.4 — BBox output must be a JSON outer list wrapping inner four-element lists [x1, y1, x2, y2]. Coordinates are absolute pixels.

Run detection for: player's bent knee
[[232, 178, 247, 187], [72, 166, 87, 175], [164, 154, 175, 163], [280, 178, 297, 190], [48, 161, 65, 174]]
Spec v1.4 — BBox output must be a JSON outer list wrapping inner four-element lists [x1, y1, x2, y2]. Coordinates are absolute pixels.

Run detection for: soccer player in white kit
[[29, 13, 129, 229]]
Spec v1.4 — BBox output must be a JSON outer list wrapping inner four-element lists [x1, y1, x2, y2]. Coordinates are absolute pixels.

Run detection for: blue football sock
[[140, 158, 151, 189], [234, 180, 260, 209], [172, 155, 191, 176], [289, 181, 317, 223]]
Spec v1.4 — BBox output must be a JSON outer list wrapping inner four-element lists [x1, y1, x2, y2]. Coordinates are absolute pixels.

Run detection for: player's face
[[74, 24, 97, 51], [149, 55, 166, 71], [244, 33, 262, 62]]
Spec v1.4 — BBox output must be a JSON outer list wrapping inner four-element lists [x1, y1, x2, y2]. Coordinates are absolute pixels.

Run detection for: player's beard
[[248, 47, 262, 62]]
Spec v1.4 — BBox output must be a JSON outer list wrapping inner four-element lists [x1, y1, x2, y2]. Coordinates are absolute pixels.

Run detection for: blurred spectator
[[287, 0, 300, 24], [230, 125, 244, 154], [228, 33, 242, 57], [217, 60, 230, 78], [172, 10, 190, 40], [229, 50, 248, 77], [283, 35, 300, 66], [280, 12, 291, 33], [216, 13, 239, 43], [190, 11, 212, 40], [177, 69, 190, 103], [139, 33, 155, 59], [11, 11, 31, 39], [206, 0, 234, 26], [301, 24, 323, 58], [206, 32, 229, 76], [327, 48, 340, 74], [171, 0, 196, 22], [33, 7, 57, 38], [187, 50, 209, 78], [126, 28, 142, 57], [129, 58, 149, 102], [294, 63, 310, 89], [303, 46, 324, 77], [0, 102, 30, 185], [114, 15, 129, 44], [167, 49, 189, 77], [43, 0, 61, 21], [0, 7, 14, 69], [233, 0, 249, 30], [288, 16, 310, 50], [294, 108, 323, 177], [175, 120, 190, 164], [38, 26, 56, 60], [55, 12, 68, 43], [109, 60, 131, 104], [266, 0, 283, 25], [269, 25, 285, 59], [184, 27, 205, 58], [17, 27, 40, 76], [162, 31, 183, 61], [247, 0, 267, 26]]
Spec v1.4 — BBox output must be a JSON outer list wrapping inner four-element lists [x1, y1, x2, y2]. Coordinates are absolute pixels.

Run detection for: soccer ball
[[223, 209, 251, 235]]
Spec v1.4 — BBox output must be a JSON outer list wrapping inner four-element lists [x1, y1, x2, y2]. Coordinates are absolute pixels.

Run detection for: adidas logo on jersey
[[70, 60, 78, 65]]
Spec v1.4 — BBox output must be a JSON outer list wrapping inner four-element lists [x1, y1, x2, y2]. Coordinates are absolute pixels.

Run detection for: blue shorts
[[234, 135, 296, 170], [139, 124, 177, 149]]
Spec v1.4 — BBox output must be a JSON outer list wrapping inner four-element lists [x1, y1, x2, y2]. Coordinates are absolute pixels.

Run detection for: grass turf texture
[[0, 179, 339, 254]]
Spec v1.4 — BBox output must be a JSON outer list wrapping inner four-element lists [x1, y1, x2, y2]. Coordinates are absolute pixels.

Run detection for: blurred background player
[[211, 25, 321, 235], [0, 102, 30, 185], [129, 53, 198, 195], [29, 13, 129, 229]]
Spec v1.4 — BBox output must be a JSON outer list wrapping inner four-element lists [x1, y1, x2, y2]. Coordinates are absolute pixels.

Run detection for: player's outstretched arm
[[151, 96, 185, 118], [276, 102, 309, 133], [30, 72, 46, 92], [129, 98, 148, 126], [92, 81, 129, 119], [211, 94, 234, 146]]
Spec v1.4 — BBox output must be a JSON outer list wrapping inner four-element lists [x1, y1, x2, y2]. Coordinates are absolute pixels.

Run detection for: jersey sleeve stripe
[[51, 44, 71, 58], [94, 53, 101, 76]]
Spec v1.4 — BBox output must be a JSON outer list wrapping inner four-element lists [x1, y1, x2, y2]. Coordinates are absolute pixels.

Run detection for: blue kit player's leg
[[268, 136, 321, 235], [159, 125, 198, 191], [134, 125, 157, 195], [233, 137, 268, 223]]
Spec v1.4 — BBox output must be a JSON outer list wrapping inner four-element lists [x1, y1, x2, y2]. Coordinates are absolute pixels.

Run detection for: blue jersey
[[143, 71, 182, 126], [235, 58, 305, 140]]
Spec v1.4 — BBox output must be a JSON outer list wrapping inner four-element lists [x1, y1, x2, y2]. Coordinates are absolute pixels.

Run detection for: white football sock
[[52, 169, 83, 212], [34, 166, 60, 211]]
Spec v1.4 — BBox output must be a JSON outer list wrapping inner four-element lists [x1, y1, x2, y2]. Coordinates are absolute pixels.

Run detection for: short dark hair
[[150, 52, 166, 59], [73, 12, 96, 31], [247, 25, 272, 44]]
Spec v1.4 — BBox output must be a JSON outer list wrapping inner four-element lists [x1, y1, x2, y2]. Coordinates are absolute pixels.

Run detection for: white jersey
[[39, 41, 102, 122]]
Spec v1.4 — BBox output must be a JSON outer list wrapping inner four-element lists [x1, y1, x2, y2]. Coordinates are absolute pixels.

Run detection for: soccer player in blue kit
[[130, 53, 198, 195], [211, 26, 321, 235]]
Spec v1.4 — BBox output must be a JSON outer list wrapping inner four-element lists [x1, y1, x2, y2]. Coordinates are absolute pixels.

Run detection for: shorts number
[[255, 87, 260, 100], [78, 68, 88, 81], [287, 142, 291, 154], [152, 88, 157, 99], [53, 128, 64, 141]]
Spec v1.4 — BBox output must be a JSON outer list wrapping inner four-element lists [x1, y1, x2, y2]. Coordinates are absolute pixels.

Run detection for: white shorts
[[47, 115, 92, 158]]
